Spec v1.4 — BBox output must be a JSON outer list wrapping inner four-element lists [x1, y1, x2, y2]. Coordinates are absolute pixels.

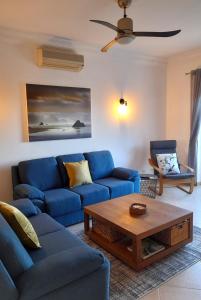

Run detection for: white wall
[[0, 29, 166, 200], [166, 49, 201, 179]]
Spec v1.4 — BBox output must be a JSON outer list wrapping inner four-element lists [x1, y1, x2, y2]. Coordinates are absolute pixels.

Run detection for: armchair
[[148, 140, 195, 195]]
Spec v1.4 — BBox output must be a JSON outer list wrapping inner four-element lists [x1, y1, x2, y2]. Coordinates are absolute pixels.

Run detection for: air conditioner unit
[[37, 47, 84, 72]]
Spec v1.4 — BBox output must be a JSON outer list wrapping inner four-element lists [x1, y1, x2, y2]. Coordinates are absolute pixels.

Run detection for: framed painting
[[26, 84, 91, 141]]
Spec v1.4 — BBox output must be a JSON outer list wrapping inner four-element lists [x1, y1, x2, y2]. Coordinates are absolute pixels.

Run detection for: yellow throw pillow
[[0, 202, 41, 249], [64, 160, 93, 188]]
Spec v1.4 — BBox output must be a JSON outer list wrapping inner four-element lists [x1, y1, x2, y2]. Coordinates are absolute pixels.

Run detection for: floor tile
[[159, 285, 201, 300], [140, 289, 159, 300], [166, 262, 201, 290]]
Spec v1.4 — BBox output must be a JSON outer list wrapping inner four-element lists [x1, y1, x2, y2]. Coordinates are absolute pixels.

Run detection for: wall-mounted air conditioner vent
[[37, 47, 84, 72]]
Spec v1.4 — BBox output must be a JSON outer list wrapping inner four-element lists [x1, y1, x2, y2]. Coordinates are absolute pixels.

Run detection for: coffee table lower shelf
[[84, 212, 193, 271], [86, 229, 192, 271]]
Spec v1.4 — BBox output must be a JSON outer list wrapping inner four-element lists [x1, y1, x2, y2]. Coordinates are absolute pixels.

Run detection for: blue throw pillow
[[9, 199, 40, 217], [14, 184, 45, 200]]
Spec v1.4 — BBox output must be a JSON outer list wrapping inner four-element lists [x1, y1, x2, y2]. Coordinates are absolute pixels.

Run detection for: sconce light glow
[[118, 98, 128, 116]]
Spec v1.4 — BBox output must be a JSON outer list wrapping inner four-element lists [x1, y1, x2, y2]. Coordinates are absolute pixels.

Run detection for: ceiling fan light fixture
[[117, 35, 135, 44]]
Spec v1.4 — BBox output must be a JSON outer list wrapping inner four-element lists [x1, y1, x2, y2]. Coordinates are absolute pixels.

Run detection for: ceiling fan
[[90, 0, 181, 52]]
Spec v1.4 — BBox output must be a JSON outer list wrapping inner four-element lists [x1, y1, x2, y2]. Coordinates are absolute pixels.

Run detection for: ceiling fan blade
[[133, 30, 181, 37], [101, 39, 118, 52], [90, 20, 124, 34]]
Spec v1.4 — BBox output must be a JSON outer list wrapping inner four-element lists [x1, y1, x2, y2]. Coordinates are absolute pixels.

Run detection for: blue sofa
[[12, 150, 140, 226], [0, 198, 110, 300]]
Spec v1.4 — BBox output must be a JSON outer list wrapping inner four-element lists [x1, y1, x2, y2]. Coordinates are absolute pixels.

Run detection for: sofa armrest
[[0, 260, 19, 300], [112, 167, 139, 181], [17, 246, 106, 300], [14, 184, 45, 201], [9, 198, 40, 217]]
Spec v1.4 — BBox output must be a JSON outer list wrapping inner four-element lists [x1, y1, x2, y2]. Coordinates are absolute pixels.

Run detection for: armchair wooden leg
[[189, 178, 194, 194], [177, 179, 194, 194], [158, 179, 163, 196], [155, 177, 163, 196]]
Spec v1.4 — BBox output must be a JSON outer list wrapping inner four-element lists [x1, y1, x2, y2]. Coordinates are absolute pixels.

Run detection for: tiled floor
[[141, 185, 201, 300]]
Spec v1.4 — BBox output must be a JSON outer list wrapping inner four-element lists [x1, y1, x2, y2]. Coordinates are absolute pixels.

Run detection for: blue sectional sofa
[[12, 150, 140, 226], [0, 198, 110, 300]]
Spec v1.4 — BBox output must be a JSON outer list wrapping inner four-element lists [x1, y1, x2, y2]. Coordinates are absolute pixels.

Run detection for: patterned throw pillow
[[0, 202, 41, 249], [156, 153, 180, 175]]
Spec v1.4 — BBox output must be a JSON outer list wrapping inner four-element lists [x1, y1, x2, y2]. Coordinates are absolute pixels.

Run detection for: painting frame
[[26, 83, 92, 142]]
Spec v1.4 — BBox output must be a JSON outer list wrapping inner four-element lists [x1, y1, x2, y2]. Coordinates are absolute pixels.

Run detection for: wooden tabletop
[[85, 194, 193, 238]]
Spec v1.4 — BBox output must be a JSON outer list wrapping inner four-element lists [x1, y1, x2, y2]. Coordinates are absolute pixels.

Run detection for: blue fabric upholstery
[[0, 209, 110, 300], [14, 184, 45, 200], [0, 260, 18, 300], [133, 176, 141, 193], [56, 153, 85, 186], [17, 247, 108, 300], [28, 262, 110, 300], [84, 150, 115, 180], [112, 167, 139, 180], [164, 173, 195, 179], [0, 214, 33, 279], [31, 199, 46, 212], [11, 150, 140, 227], [54, 210, 84, 227], [44, 189, 81, 217], [29, 213, 64, 237], [9, 198, 39, 218], [95, 177, 134, 198], [71, 183, 110, 207], [29, 229, 86, 262], [18, 157, 62, 191]]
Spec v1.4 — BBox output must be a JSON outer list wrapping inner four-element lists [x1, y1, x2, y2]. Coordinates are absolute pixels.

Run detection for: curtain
[[188, 68, 201, 182]]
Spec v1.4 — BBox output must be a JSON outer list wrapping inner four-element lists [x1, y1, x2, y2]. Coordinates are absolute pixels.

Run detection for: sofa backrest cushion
[[0, 214, 33, 280], [56, 153, 85, 186], [18, 157, 62, 191], [84, 150, 115, 180]]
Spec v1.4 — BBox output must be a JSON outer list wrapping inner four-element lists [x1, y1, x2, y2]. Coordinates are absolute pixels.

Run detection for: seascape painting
[[26, 84, 91, 142]]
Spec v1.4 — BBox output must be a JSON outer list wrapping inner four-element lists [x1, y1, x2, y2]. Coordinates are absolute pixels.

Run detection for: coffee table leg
[[133, 237, 142, 270], [84, 212, 90, 234]]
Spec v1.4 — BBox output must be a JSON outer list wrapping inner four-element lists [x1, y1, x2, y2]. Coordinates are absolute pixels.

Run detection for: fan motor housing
[[118, 17, 133, 32]]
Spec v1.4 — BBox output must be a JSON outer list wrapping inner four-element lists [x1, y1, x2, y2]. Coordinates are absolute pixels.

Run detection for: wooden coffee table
[[84, 194, 193, 271]]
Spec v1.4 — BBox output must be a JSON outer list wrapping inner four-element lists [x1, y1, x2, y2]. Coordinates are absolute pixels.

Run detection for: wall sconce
[[118, 98, 128, 115]]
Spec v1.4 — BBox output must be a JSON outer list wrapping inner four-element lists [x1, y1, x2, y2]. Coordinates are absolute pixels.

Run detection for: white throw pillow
[[156, 153, 180, 175]]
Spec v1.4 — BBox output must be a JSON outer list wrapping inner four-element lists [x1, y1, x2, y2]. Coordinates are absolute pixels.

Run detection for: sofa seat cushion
[[95, 177, 134, 199], [0, 214, 33, 279], [71, 183, 110, 207], [44, 189, 81, 217], [29, 213, 64, 237], [18, 157, 62, 191], [29, 229, 86, 262]]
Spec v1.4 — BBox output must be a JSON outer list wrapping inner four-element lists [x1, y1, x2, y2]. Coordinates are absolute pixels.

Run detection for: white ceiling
[[0, 0, 201, 57]]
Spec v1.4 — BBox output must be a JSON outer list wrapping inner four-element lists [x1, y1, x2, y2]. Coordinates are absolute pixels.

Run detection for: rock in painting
[[72, 120, 85, 128]]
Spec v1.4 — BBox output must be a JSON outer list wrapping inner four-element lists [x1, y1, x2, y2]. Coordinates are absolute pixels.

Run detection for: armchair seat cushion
[[163, 173, 194, 179], [44, 189, 81, 217], [71, 183, 110, 207], [95, 177, 134, 199]]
